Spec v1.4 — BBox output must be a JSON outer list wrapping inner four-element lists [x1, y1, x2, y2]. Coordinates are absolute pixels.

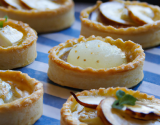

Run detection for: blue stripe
[[35, 115, 60, 125], [58, 28, 80, 38], [43, 93, 66, 109], [75, 12, 80, 22], [143, 71, 160, 85], [36, 52, 49, 64], [14, 67, 48, 82], [145, 52, 160, 64], [37, 36, 60, 47]]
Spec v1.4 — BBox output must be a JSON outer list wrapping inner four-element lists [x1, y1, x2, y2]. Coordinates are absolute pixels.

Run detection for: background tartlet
[[0, 0, 75, 33], [80, 1, 160, 48]]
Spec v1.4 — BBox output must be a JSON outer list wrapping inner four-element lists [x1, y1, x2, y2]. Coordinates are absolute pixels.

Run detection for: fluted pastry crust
[[0, 18, 37, 70], [61, 87, 157, 125], [0, 70, 43, 125], [48, 35, 145, 89], [0, 0, 75, 33], [80, 1, 160, 48]]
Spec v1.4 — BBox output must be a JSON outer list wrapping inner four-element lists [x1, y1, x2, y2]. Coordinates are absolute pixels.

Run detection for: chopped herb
[[112, 90, 137, 110], [4, 15, 8, 22], [0, 15, 8, 28]]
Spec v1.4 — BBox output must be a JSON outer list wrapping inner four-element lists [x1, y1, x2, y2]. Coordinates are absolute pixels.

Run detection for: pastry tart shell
[[0, 0, 75, 33], [48, 36, 145, 89], [0, 70, 43, 125], [61, 87, 157, 125], [0, 19, 37, 70], [80, 1, 160, 49]]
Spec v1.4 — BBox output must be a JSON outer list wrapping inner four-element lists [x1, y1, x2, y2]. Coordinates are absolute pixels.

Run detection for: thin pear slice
[[124, 100, 160, 120], [70, 92, 105, 109], [20, 0, 60, 10], [99, 1, 134, 25], [2, 0, 27, 9], [97, 97, 160, 125], [127, 5, 154, 25]]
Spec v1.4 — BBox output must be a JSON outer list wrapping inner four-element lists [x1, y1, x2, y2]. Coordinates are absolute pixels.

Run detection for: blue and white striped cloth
[[14, 3, 160, 125]]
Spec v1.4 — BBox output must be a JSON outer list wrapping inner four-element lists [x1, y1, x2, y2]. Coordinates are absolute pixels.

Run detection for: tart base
[[48, 36, 145, 90], [0, 70, 43, 125], [61, 87, 156, 125], [0, 19, 37, 70]]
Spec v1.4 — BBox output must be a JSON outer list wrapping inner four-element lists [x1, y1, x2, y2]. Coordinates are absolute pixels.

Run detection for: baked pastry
[[80, 0, 160, 48], [0, 18, 37, 70], [61, 87, 160, 125], [0, 0, 75, 33], [0, 70, 43, 125], [48, 35, 145, 89]]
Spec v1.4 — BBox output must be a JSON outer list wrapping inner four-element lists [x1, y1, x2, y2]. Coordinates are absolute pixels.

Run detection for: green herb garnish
[[112, 90, 137, 110], [0, 15, 8, 28]]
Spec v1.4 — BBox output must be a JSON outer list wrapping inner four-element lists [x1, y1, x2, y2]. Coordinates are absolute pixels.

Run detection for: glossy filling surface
[[61, 40, 127, 69]]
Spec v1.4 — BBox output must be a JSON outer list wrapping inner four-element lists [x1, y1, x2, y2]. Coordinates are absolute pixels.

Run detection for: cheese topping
[[0, 79, 29, 105], [0, 79, 12, 104], [67, 40, 127, 69], [21, 0, 61, 10], [0, 25, 23, 47]]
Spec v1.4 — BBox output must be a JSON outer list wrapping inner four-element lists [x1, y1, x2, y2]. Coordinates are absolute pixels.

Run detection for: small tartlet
[[0, 70, 43, 125], [80, 1, 160, 48], [0, 0, 75, 33], [61, 87, 160, 125], [48, 35, 145, 89], [0, 18, 37, 70]]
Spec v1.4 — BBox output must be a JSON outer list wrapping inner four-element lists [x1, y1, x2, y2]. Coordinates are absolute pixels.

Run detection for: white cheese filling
[[0, 79, 29, 105], [67, 40, 127, 69], [0, 25, 23, 47]]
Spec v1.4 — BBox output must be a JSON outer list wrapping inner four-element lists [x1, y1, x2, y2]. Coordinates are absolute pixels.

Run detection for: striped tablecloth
[[14, 3, 160, 125]]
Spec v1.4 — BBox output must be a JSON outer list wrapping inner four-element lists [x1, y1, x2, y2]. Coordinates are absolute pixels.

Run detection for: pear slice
[[99, 1, 134, 25], [2, 0, 28, 9], [70, 92, 106, 109], [20, 0, 60, 10], [127, 5, 154, 25], [97, 97, 160, 125], [123, 100, 160, 120]]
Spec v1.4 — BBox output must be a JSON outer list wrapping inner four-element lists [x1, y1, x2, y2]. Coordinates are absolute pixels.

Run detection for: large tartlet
[[0, 70, 43, 125], [48, 35, 145, 89], [0, 18, 37, 70], [0, 0, 75, 33], [80, 1, 160, 48], [61, 87, 160, 125]]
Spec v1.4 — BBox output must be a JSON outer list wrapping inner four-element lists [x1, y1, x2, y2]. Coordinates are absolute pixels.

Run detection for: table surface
[[14, 3, 160, 125]]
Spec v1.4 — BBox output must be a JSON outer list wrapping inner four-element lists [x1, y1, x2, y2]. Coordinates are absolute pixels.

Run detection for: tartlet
[[61, 87, 160, 125], [48, 35, 145, 89], [80, 1, 160, 48], [0, 18, 37, 70], [0, 0, 75, 33], [0, 70, 43, 125]]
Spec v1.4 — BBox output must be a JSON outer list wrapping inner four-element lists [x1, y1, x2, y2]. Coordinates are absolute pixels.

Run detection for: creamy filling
[[67, 40, 127, 69], [0, 79, 29, 105]]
